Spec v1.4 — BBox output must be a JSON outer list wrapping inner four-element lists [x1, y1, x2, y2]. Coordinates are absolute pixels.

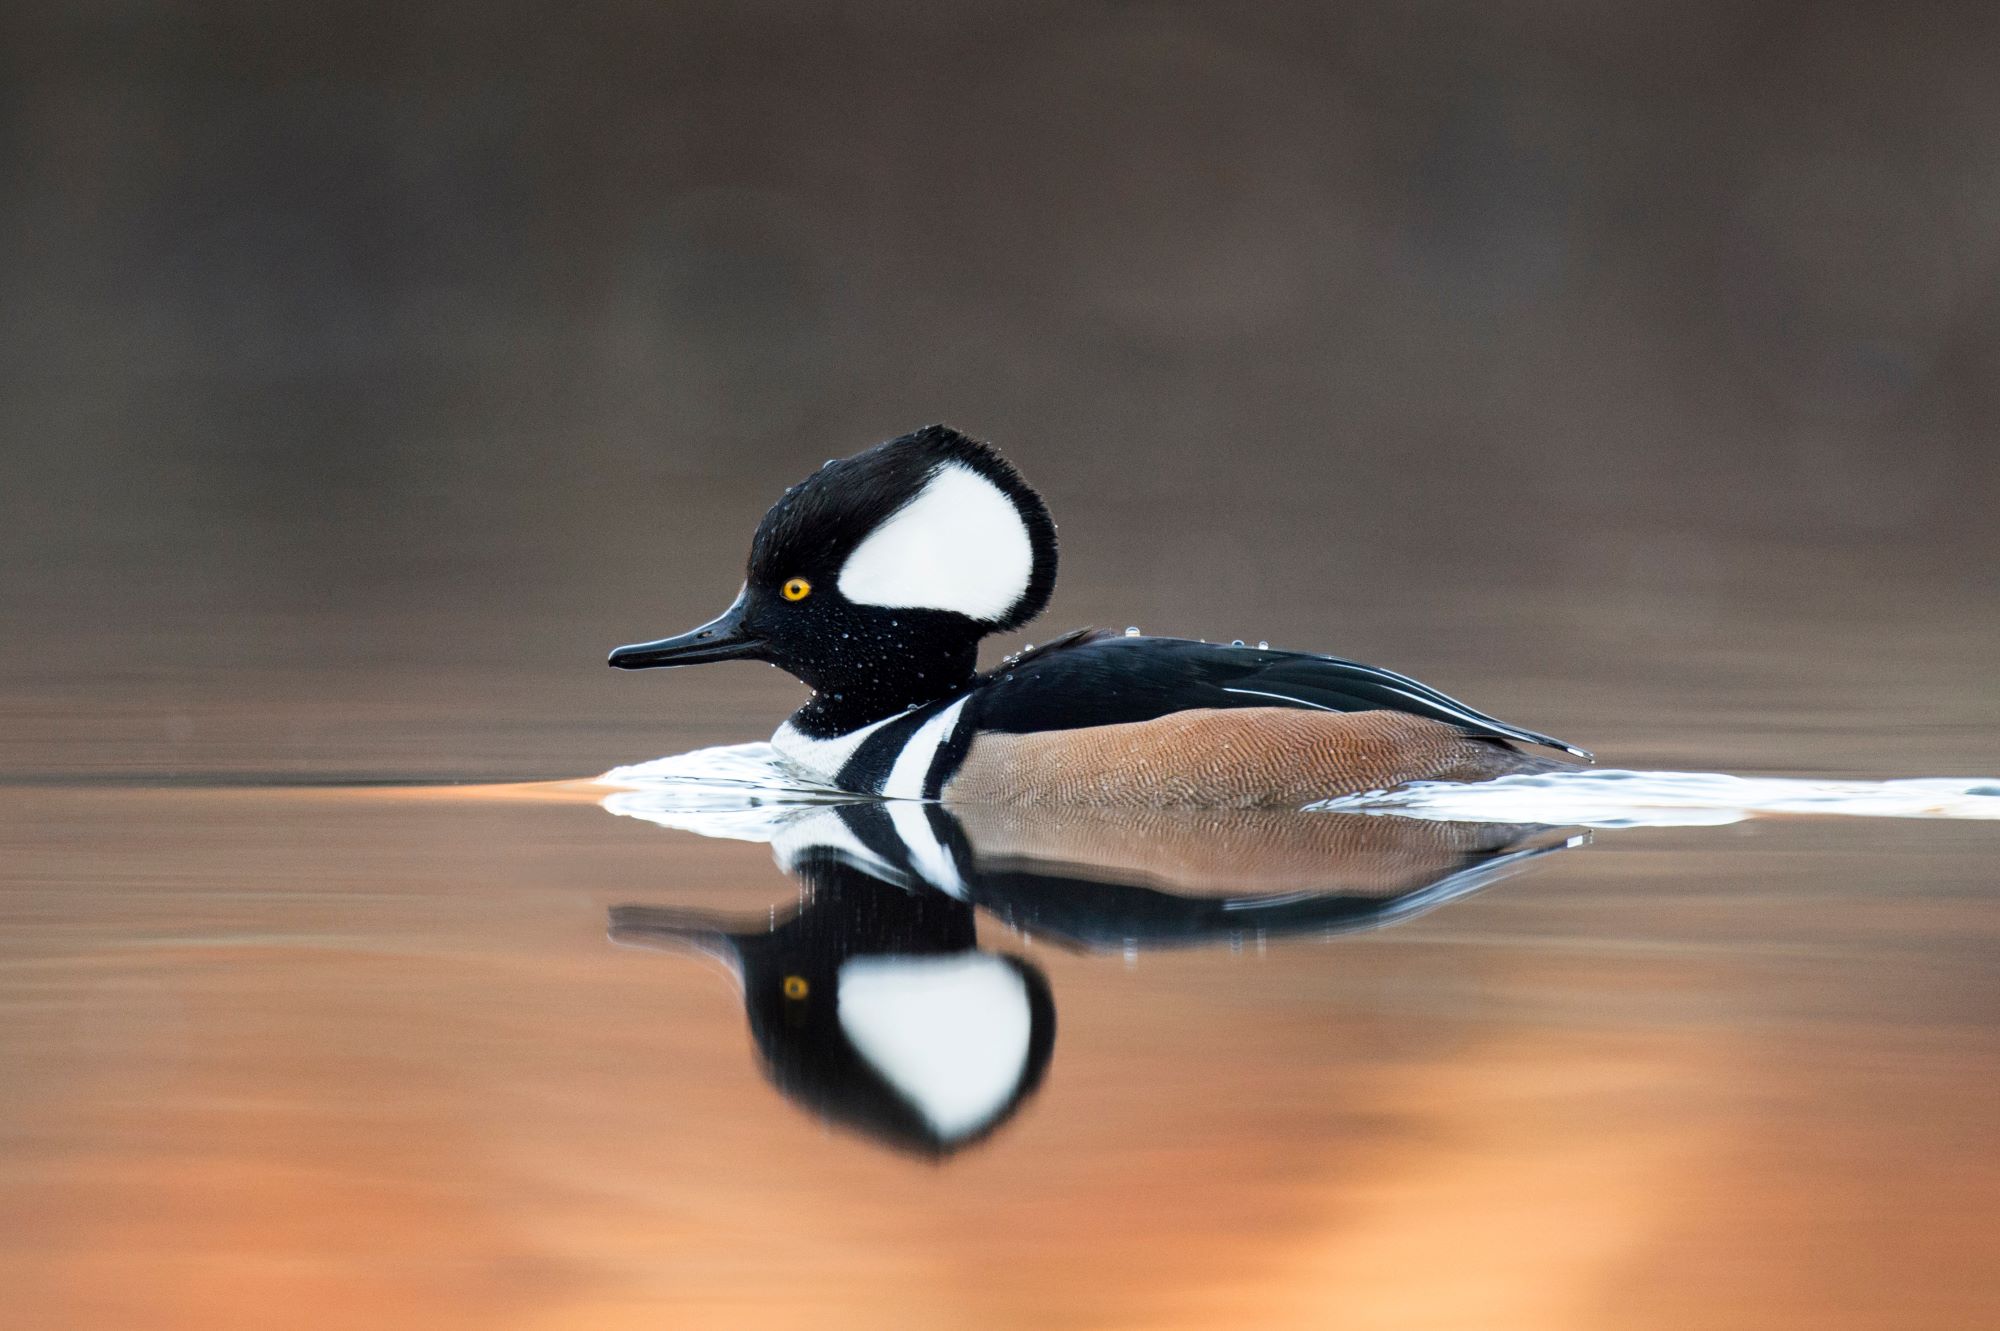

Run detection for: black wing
[[970, 631, 1590, 759]]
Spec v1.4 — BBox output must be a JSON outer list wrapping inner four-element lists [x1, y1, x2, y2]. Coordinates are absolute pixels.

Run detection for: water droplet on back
[[1124, 626, 1141, 637]]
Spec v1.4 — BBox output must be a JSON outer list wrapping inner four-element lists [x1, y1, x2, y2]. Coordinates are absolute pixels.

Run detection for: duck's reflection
[[610, 799, 1579, 1158], [613, 843, 1056, 1160]]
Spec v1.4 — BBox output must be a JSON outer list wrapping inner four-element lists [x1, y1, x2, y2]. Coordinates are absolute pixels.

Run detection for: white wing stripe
[[1221, 686, 1337, 711]]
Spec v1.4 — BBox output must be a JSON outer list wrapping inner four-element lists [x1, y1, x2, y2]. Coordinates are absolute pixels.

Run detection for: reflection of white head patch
[[836, 953, 1032, 1140], [837, 463, 1033, 621]]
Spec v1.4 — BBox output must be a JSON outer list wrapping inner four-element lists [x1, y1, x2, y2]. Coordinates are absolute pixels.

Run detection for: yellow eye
[[782, 975, 809, 1000], [782, 578, 811, 602]]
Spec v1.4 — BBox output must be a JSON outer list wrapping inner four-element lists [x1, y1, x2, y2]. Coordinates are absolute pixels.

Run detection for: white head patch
[[836, 462, 1034, 621], [836, 953, 1032, 1140]]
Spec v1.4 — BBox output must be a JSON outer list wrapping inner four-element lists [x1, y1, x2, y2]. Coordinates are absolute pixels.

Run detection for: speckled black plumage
[[750, 424, 1058, 634], [961, 631, 1585, 758], [740, 424, 1060, 736]]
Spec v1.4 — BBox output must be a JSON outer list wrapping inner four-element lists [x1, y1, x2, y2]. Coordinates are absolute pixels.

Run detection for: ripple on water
[[599, 745, 2000, 831], [1311, 769, 2000, 827]]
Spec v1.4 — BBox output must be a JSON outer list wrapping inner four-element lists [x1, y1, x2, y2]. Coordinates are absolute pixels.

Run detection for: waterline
[[599, 743, 2000, 829]]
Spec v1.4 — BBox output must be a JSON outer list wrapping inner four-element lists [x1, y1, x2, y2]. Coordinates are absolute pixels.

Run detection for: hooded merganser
[[609, 425, 1589, 807]]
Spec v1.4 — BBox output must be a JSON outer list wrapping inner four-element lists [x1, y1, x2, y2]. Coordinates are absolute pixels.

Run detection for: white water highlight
[[1311, 769, 2000, 827], [599, 742, 2000, 831], [599, 743, 858, 840]]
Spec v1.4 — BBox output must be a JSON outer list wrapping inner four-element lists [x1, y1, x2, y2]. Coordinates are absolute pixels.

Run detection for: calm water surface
[[4, 709, 1997, 1329], [3, 549, 1997, 1331]]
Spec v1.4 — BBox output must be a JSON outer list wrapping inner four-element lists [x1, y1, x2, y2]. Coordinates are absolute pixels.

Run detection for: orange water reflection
[[0, 786, 1994, 1329]]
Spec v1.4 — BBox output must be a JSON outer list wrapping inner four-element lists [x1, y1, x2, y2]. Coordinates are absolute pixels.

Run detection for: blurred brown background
[[3, 1, 1996, 779], [2, 13, 1998, 1326]]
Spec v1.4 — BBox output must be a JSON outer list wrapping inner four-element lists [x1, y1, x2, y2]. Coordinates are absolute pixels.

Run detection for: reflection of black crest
[[611, 856, 1057, 1160]]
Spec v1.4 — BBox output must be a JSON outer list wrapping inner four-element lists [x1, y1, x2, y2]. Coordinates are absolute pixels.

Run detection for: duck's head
[[609, 425, 1057, 725]]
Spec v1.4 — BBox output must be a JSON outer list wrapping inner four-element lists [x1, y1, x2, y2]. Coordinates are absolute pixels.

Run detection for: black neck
[[786, 636, 979, 737]]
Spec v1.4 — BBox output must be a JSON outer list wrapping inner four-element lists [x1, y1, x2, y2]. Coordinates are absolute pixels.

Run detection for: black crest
[[748, 424, 1058, 631]]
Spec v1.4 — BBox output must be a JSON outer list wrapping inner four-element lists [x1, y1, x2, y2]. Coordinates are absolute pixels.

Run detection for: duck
[[608, 424, 1589, 807]]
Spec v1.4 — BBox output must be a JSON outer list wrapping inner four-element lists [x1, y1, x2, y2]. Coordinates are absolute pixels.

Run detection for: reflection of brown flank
[[950, 802, 1550, 897], [943, 707, 1569, 809]]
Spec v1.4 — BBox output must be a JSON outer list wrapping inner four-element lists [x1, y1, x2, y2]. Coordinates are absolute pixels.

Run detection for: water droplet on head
[[1257, 640, 1269, 650], [1231, 639, 1245, 648], [1124, 626, 1141, 637]]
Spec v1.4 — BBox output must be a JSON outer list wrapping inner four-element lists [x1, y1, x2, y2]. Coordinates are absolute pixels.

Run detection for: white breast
[[771, 711, 904, 785]]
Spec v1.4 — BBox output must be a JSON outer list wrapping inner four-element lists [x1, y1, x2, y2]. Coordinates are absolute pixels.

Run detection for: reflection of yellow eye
[[782, 578, 811, 602], [782, 975, 809, 1000]]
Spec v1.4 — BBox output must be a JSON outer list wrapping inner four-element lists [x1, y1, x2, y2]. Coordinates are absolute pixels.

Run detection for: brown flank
[[941, 707, 1570, 809]]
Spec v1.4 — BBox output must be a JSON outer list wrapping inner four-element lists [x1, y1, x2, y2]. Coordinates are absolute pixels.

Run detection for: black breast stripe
[[837, 706, 933, 795], [836, 696, 977, 796], [922, 707, 977, 801]]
